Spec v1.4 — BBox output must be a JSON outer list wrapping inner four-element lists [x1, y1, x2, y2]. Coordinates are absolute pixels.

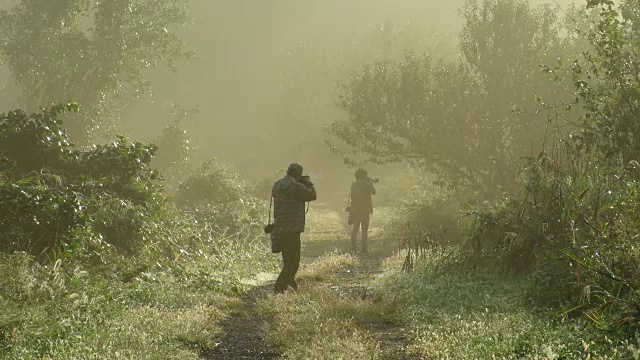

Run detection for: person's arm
[[293, 181, 317, 202], [369, 182, 376, 195]]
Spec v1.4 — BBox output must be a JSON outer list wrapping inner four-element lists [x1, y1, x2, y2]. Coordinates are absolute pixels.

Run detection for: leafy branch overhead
[[558, 0, 640, 162], [0, 0, 194, 141]]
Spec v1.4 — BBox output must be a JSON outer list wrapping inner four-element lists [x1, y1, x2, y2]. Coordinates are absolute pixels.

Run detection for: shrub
[[0, 104, 165, 257], [425, 0, 640, 335], [385, 181, 463, 272], [175, 160, 266, 235], [152, 106, 200, 192], [457, 147, 640, 335], [247, 169, 281, 200]]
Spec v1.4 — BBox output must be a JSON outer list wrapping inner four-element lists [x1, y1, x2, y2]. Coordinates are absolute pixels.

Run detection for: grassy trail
[[204, 209, 414, 360], [203, 209, 640, 360]]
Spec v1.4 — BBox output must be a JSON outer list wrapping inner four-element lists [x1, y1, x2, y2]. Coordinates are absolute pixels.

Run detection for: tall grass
[[378, 260, 640, 359], [459, 145, 640, 327], [382, 141, 640, 348], [0, 105, 280, 359], [0, 222, 278, 359]]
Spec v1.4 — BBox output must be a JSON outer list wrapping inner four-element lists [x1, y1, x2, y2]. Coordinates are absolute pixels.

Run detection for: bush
[[457, 147, 640, 335], [0, 104, 165, 257], [407, 0, 640, 337], [450, 0, 640, 334], [385, 180, 463, 272], [247, 169, 281, 200], [175, 160, 266, 235], [152, 107, 199, 192]]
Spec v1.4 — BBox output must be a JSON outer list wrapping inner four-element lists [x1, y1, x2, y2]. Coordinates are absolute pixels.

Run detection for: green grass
[[377, 260, 640, 359], [257, 204, 640, 359], [256, 210, 407, 359], [257, 252, 397, 360], [0, 234, 279, 359], [7, 206, 637, 360]]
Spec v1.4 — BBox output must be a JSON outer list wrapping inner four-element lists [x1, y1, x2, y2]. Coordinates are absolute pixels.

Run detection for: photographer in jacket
[[271, 163, 317, 293], [348, 168, 377, 253]]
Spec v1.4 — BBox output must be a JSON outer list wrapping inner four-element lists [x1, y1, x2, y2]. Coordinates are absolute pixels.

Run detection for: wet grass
[[258, 209, 640, 359], [0, 235, 279, 359], [256, 209, 413, 359]]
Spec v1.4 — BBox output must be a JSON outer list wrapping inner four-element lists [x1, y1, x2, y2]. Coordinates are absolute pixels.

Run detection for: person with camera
[[348, 168, 377, 253], [270, 163, 317, 293]]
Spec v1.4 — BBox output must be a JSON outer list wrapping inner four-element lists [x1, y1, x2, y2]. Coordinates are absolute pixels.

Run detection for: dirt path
[[201, 285, 280, 359], [203, 214, 413, 359], [319, 247, 417, 360]]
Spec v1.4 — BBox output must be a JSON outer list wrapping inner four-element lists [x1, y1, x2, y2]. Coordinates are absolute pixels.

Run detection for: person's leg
[[361, 214, 370, 253], [274, 233, 301, 293], [350, 215, 360, 252], [289, 278, 298, 291], [274, 233, 293, 293], [288, 233, 301, 290]]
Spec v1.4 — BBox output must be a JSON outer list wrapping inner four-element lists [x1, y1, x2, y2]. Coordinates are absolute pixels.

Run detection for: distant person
[[271, 163, 317, 293], [348, 168, 377, 253]]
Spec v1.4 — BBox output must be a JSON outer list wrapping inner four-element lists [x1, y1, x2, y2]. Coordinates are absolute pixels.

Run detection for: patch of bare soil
[[201, 285, 279, 360]]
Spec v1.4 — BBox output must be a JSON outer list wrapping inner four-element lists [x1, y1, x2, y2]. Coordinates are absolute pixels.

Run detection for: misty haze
[[1, 0, 640, 358]]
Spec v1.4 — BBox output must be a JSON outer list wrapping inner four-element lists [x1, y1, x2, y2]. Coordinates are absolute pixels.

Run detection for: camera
[[368, 176, 379, 183], [298, 175, 313, 186]]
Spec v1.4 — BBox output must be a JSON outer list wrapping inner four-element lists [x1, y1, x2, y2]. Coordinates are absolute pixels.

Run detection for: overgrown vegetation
[[333, 0, 640, 352], [5, 0, 640, 357], [380, 260, 640, 359], [174, 160, 266, 235], [457, 0, 640, 334], [329, 0, 577, 196], [0, 105, 277, 358], [0, 102, 165, 256]]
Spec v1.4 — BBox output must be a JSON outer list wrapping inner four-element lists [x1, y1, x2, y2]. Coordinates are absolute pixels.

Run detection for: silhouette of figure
[[349, 168, 376, 253], [271, 163, 317, 293]]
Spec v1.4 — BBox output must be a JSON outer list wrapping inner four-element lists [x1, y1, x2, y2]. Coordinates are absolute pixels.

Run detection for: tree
[[267, 22, 458, 205], [0, 0, 193, 142], [561, 0, 640, 163], [329, 0, 574, 195], [153, 104, 199, 191], [621, 0, 640, 34], [331, 53, 505, 192], [460, 0, 570, 142]]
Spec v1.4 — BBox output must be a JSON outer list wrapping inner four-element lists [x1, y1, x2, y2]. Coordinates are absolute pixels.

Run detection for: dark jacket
[[272, 175, 317, 235], [350, 179, 376, 214]]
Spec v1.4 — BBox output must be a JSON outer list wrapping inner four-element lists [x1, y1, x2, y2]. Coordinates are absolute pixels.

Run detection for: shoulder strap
[[268, 196, 273, 223]]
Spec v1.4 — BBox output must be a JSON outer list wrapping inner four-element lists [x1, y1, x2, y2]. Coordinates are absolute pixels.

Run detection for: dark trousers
[[274, 232, 301, 293], [350, 213, 370, 252]]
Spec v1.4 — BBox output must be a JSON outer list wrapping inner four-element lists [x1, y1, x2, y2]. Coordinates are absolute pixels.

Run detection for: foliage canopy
[[0, 0, 193, 141], [329, 0, 575, 196]]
